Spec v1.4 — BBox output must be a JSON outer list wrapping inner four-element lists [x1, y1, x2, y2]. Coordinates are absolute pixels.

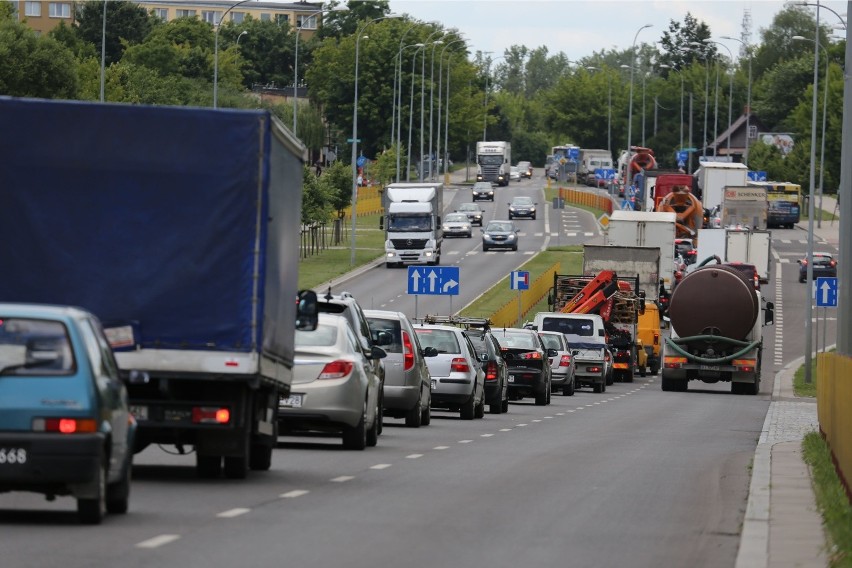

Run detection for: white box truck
[[695, 162, 749, 213], [725, 230, 772, 284], [476, 141, 512, 186], [606, 211, 677, 291], [381, 182, 444, 268]]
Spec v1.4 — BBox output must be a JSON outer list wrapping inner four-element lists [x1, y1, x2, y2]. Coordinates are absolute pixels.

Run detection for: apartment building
[[11, 1, 324, 36]]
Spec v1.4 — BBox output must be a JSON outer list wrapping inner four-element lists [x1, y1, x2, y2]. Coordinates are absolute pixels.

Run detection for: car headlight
[[509, 206, 515, 211], [442, 225, 449, 230], [507, 234, 516, 240], [463, 224, 470, 230], [530, 207, 536, 212]]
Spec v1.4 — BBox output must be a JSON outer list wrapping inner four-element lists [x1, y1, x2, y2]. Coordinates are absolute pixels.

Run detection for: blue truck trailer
[[0, 97, 307, 479]]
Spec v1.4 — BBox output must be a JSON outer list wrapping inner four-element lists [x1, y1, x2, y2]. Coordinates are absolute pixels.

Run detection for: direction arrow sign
[[407, 266, 460, 296], [815, 277, 838, 307]]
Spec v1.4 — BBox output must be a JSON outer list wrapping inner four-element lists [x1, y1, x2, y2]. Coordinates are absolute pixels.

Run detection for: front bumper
[[386, 248, 439, 265], [508, 209, 535, 218], [482, 236, 517, 248]]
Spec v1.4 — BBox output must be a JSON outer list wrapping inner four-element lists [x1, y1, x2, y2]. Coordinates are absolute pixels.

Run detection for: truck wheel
[[624, 368, 634, 383], [343, 402, 368, 450], [639, 365, 647, 377], [605, 370, 614, 386], [748, 379, 760, 395], [224, 454, 249, 479], [196, 455, 222, 478], [249, 443, 274, 471], [460, 394, 475, 420], [650, 361, 660, 375]]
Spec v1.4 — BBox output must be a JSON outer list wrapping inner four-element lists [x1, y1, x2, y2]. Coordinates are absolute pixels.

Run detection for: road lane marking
[[499, 428, 512, 431], [556, 413, 564, 416], [458, 439, 473, 444], [524, 251, 535, 255], [535, 232, 544, 237], [434, 445, 450, 450], [330, 476, 354, 483], [136, 535, 181, 549], [406, 454, 424, 459], [217, 508, 250, 518], [532, 419, 542, 422], [584, 232, 594, 236], [544, 416, 553, 419], [280, 490, 310, 498], [517, 423, 528, 427], [481, 433, 494, 437], [370, 464, 392, 470]]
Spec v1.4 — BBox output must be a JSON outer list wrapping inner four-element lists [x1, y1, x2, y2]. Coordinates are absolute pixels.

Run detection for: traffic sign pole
[[517, 290, 522, 325]]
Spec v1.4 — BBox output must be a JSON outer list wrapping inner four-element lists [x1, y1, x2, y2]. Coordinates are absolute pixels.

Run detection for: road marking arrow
[[411, 270, 421, 293], [427, 270, 438, 292], [443, 279, 458, 293]]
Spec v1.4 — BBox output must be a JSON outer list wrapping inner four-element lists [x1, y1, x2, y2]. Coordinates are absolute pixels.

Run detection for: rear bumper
[[550, 370, 571, 386], [0, 432, 103, 492], [383, 384, 420, 411]]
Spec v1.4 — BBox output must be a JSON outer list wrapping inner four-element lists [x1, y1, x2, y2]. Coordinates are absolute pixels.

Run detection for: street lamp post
[[428, 38, 445, 180], [100, 0, 106, 102], [391, 22, 418, 180], [407, 44, 427, 181], [659, 63, 685, 151], [625, 24, 652, 192], [721, 35, 753, 166], [350, 14, 399, 266], [587, 66, 613, 156], [706, 40, 735, 156], [436, 37, 466, 182], [397, 42, 424, 182], [294, 5, 347, 136], [793, 35, 831, 230], [213, 0, 253, 109], [690, 41, 711, 159]]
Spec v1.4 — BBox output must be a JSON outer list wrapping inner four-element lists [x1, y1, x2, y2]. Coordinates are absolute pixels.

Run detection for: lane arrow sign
[[411, 270, 421, 293], [427, 270, 438, 292], [821, 281, 831, 305], [443, 279, 458, 293]]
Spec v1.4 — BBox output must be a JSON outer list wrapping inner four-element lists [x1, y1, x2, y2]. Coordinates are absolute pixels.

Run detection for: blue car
[[0, 304, 136, 524]]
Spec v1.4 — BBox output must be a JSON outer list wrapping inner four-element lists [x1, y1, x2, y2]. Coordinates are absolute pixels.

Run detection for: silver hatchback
[[414, 325, 486, 420], [365, 310, 434, 428], [538, 331, 577, 396]]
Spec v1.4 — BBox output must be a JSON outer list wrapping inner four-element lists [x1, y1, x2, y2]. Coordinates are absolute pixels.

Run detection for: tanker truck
[[661, 259, 774, 394]]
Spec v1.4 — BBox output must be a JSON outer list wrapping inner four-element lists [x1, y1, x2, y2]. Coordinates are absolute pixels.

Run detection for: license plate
[[699, 365, 720, 371], [129, 405, 148, 421], [279, 394, 303, 408], [0, 448, 27, 465], [431, 379, 437, 391]]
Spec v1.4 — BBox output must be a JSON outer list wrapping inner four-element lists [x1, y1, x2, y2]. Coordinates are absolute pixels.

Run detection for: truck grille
[[391, 239, 428, 250], [480, 165, 500, 178]]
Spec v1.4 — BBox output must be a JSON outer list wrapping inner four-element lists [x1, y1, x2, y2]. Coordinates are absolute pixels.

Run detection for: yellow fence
[[341, 185, 383, 218], [558, 187, 614, 215], [490, 263, 560, 328], [817, 352, 852, 495]]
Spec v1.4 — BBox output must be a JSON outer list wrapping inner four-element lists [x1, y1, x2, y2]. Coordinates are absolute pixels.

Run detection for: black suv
[[317, 291, 387, 432], [491, 328, 553, 406]]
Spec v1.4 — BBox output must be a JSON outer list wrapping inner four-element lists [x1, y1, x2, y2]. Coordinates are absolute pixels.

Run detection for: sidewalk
[[797, 194, 840, 246]]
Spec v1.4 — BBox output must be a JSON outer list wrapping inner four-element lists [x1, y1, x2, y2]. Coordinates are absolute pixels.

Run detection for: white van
[[532, 313, 608, 393]]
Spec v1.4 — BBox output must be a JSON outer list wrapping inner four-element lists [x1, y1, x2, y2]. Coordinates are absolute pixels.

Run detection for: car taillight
[[485, 361, 498, 381], [318, 360, 354, 379], [32, 418, 98, 433], [604, 352, 611, 362], [520, 351, 542, 360], [664, 356, 688, 369], [653, 333, 659, 345], [753, 274, 759, 289], [191, 407, 231, 424], [402, 331, 414, 371], [451, 357, 470, 372], [830, 260, 837, 267], [559, 355, 572, 367], [801, 259, 809, 266]]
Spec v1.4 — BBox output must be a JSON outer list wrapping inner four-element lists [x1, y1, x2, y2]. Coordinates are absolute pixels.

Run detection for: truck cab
[[381, 183, 443, 268]]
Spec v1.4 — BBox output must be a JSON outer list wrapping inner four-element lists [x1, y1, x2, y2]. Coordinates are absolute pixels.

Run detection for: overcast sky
[[386, 0, 848, 61]]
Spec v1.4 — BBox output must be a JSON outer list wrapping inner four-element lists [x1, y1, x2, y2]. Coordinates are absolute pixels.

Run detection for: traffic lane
[[49, 377, 767, 568]]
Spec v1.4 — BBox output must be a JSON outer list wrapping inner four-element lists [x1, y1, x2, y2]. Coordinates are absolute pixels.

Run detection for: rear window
[[541, 317, 594, 336], [0, 318, 75, 376], [812, 255, 834, 266], [494, 331, 537, 350], [538, 334, 563, 350], [414, 329, 460, 354], [295, 323, 338, 347], [366, 317, 402, 354]]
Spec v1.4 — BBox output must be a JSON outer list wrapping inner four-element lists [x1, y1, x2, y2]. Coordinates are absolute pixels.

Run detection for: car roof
[[414, 324, 465, 335], [0, 303, 90, 321], [512, 196, 532, 201], [363, 309, 406, 321]]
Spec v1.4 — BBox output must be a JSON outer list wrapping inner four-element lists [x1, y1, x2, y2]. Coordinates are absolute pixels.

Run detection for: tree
[[524, 46, 570, 96], [657, 13, 715, 71], [220, 18, 295, 89], [752, 55, 814, 130], [322, 160, 353, 218], [317, 0, 390, 40], [302, 165, 333, 224], [751, 6, 831, 79], [74, 0, 155, 66], [0, 17, 79, 99]]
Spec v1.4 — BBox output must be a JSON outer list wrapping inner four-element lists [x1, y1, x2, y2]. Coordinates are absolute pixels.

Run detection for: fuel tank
[[668, 264, 758, 344]]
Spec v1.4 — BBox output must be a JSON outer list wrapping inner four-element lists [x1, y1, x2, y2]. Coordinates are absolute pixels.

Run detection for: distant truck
[[0, 97, 315, 479], [476, 141, 512, 186], [688, 227, 772, 285], [634, 170, 694, 212], [606, 211, 677, 292], [694, 162, 749, 213], [381, 182, 444, 267], [721, 186, 769, 230], [578, 149, 613, 184], [661, 261, 774, 394]]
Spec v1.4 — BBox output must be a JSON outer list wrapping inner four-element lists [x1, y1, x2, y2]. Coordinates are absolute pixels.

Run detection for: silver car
[[365, 310, 434, 428], [538, 331, 577, 396], [414, 324, 486, 420], [278, 314, 384, 450], [442, 212, 473, 238]]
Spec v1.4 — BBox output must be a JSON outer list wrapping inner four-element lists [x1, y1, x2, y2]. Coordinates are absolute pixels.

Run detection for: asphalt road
[[0, 176, 819, 568]]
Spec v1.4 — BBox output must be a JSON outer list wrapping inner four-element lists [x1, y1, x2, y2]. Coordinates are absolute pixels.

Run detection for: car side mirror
[[764, 301, 775, 326], [378, 215, 384, 230], [368, 346, 387, 360], [547, 348, 559, 357], [480, 228, 485, 233], [515, 229, 520, 234], [479, 352, 489, 362], [571, 350, 580, 357], [422, 346, 439, 357], [296, 290, 318, 331]]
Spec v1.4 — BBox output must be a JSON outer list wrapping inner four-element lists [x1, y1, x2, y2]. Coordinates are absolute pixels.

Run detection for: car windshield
[[494, 331, 538, 350], [458, 204, 480, 212], [512, 197, 533, 206], [511, 167, 519, 172], [539, 334, 563, 350], [414, 329, 460, 354], [0, 318, 75, 376], [445, 213, 468, 223], [486, 222, 513, 232], [541, 317, 594, 336], [387, 213, 432, 232], [478, 155, 503, 165], [295, 323, 338, 347], [812, 255, 834, 265], [473, 183, 491, 190]]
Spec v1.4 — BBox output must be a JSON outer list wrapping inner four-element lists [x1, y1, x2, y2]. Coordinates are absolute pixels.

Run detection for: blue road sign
[[747, 170, 767, 182], [568, 147, 580, 160], [595, 168, 617, 180], [815, 277, 838, 307], [407, 266, 460, 296], [677, 160, 686, 169], [676, 150, 688, 163], [510, 271, 530, 291], [356, 156, 368, 168]]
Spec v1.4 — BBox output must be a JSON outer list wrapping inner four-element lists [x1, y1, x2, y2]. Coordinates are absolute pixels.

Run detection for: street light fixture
[[721, 35, 753, 166], [689, 41, 711, 160], [350, 13, 401, 266], [396, 41, 424, 182], [793, 34, 831, 230], [625, 24, 652, 192], [294, 5, 348, 136], [586, 66, 613, 156], [705, 39, 735, 157], [213, 0, 254, 109]]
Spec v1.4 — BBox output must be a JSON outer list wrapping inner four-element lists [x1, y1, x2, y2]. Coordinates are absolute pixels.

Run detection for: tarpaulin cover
[[0, 98, 302, 361]]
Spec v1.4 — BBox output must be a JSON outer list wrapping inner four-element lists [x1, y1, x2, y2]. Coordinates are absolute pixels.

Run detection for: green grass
[[298, 213, 385, 290], [459, 246, 583, 321], [802, 432, 852, 567], [794, 358, 819, 398]]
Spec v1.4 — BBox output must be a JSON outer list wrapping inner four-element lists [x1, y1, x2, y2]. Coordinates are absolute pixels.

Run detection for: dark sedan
[[508, 196, 537, 220], [799, 252, 837, 283], [457, 202, 484, 226], [492, 328, 553, 406], [481, 220, 519, 251]]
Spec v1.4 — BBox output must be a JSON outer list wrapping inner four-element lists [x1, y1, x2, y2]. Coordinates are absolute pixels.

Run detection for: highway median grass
[[298, 213, 384, 290]]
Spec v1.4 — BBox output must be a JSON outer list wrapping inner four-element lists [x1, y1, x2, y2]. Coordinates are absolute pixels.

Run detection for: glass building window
[[25, 1, 41, 17], [48, 3, 71, 18]]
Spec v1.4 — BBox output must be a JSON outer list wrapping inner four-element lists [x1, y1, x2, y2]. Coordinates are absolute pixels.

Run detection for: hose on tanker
[[696, 255, 722, 268], [664, 336, 762, 365]]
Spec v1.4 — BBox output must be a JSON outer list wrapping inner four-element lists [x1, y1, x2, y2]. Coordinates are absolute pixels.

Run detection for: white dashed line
[[458, 439, 473, 444], [586, 405, 595, 407], [280, 490, 310, 498], [370, 464, 392, 470], [434, 446, 450, 450], [406, 454, 423, 459], [534, 232, 544, 237], [217, 508, 250, 518], [136, 535, 181, 549], [481, 433, 494, 437], [532, 419, 542, 423], [550, 233, 559, 237], [517, 423, 528, 427], [499, 428, 512, 432], [524, 251, 535, 255], [556, 413, 564, 416], [544, 416, 553, 419], [584, 232, 594, 236], [331, 476, 354, 483]]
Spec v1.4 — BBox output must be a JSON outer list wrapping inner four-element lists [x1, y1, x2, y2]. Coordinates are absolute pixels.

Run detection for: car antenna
[[325, 285, 333, 301]]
